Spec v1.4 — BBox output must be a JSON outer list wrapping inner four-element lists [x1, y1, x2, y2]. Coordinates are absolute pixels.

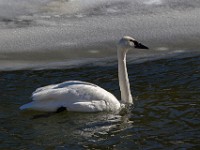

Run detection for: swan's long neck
[[117, 47, 133, 104]]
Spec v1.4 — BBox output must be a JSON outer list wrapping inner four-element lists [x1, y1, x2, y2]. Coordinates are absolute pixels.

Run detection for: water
[[0, 55, 200, 149], [0, 0, 200, 149]]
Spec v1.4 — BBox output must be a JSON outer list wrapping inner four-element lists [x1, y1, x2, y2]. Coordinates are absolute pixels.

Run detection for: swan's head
[[118, 36, 149, 52]]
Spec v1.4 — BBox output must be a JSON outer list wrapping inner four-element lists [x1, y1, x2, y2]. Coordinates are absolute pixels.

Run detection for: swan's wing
[[67, 100, 108, 112], [32, 80, 100, 101], [33, 81, 98, 94], [32, 87, 77, 101]]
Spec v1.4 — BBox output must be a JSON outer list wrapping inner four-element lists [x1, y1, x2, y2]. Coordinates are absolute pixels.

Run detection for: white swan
[[20, 36, 148, 112]]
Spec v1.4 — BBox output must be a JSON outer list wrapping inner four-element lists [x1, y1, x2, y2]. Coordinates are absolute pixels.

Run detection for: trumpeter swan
[[20, 36, 148, 112]]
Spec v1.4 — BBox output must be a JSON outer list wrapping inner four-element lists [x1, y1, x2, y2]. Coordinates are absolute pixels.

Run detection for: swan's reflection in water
[[76, 108, 136, 149], [27, 107, 135, 149]]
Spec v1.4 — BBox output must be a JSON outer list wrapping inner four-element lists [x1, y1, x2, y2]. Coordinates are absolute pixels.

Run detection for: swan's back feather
[[33, 81, 97, 94], [32, 81, 107, 101]]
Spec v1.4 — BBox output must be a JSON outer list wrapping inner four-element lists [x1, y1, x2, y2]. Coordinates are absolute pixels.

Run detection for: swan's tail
[[19, 101, 62, 112], [19, 102, 34, 110]]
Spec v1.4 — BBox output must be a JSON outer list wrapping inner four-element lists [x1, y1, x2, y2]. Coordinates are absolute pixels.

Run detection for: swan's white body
[[20, 36, 148, 112], [20, 81, 121, 112]]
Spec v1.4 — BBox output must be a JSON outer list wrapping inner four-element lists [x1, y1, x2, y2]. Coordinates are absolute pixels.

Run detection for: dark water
[[0, 55, 200, 149]]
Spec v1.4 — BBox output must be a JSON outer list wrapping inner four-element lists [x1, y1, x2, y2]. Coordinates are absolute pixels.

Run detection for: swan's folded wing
[[32, 81, 83, 94], [32, 88, 78, 101], [32, 80, 99, 101], [33, 84, 57, 94], [67, 100, 107, 112]]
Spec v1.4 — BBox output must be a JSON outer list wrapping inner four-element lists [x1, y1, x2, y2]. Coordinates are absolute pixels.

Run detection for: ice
[[143, 0, 163, 5], [0, 0, 200, 70]]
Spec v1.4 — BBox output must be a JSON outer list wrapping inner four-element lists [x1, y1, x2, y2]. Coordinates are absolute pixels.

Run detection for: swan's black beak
[[135, 43, 149, 49]]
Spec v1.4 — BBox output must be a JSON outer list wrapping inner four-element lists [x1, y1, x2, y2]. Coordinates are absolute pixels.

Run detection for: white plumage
[[20, 36, 148, 112], [20, 81, 120, 112]]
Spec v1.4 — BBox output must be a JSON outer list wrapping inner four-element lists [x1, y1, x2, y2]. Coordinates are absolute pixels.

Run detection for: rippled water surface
[[0, 55, 199, 149]]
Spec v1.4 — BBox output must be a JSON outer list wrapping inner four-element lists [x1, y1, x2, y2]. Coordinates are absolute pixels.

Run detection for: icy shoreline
[[0, 0, 200, 70]]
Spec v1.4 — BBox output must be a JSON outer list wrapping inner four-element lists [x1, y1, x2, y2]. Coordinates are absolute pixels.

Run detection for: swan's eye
[[129, 39, 138, 46]]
